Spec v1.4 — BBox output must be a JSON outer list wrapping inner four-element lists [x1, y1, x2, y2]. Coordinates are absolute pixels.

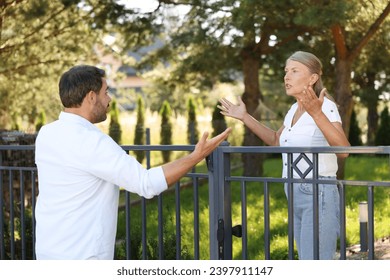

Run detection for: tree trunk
[[334, 59, 354, 137], [333, 58, 353, 179], [241, 46, 263, 176], [330, 0, 390, 177]]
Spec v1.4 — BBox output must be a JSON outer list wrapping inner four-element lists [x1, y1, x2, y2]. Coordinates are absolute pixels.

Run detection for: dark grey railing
[[208, 145, 390, 260], [1, 144, 389, 260]]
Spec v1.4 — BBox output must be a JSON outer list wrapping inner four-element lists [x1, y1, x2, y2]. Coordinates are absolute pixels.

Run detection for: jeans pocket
[[298, 183, 313, 194]]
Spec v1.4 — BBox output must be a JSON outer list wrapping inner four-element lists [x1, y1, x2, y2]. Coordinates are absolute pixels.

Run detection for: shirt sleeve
[[322, 98, 341, 123], [83, 131, 168, 198]]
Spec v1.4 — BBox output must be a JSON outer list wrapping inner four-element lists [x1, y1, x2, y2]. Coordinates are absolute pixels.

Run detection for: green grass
[[115, 155, 390, 260]]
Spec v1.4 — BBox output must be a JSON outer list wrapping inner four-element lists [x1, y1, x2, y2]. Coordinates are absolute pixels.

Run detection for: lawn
[[115, 155, 390, 260]]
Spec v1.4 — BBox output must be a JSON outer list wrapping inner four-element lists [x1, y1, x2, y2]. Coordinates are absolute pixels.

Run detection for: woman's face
[[284, 59, 313, 98]]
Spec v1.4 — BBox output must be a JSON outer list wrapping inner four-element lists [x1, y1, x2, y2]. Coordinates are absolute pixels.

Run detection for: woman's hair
[[59, 65, 106, 108], [287, 51, 333, 100]]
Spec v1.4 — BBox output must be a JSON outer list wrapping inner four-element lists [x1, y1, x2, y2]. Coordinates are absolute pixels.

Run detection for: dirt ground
[[336, 236, 390, 260]]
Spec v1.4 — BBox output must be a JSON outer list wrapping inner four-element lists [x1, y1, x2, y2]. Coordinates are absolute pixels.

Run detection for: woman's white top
[[279, 97, 342, 178]]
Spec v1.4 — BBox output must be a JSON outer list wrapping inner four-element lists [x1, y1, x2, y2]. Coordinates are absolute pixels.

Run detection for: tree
[[212, 103, 227, 137], [35, 111, 46, 132], [123, 0, 320, 176], [0, 0, 107, 129], [375, 107, 390, 146], [159, 100, 173, 163], [187, 96, 199, 144], [348, 109, 363, 146], [331, 1, 389, 138], [328, 0, 389, 177], [108, 99, 122, 144], [353, 22, 390, 145], [134, 96, 146, 163], [97, 0, 389, 177]]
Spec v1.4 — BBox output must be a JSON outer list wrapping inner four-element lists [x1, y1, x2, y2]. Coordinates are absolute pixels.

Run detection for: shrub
[[211, 103, 227, 137], [375, 106, 390, 145], [134, 96, 146, 163], [109, 99, 122, 144], [348, 109, 363, 146], [187, 96, 199, 144], [159, 100, 173, 163], [35, 111, 46, 132]]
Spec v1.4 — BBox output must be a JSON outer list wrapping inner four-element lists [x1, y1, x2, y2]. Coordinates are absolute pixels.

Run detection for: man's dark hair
[[59, 65, 106, 108]]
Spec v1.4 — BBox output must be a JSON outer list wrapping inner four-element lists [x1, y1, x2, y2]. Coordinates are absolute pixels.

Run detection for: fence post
[[208, 141, 231, 259]]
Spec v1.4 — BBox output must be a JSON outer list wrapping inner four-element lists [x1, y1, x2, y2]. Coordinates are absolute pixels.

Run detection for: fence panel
[[1, 144, 390, 260]]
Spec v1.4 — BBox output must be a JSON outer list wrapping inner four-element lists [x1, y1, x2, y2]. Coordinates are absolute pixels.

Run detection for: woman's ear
[[309, 73, 319, 85]]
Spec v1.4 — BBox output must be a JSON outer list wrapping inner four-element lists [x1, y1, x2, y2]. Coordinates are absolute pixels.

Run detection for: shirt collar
[[59, 111, 98, 131]]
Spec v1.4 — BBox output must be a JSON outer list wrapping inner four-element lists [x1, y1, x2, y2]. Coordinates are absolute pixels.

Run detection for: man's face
[[91, 78, 111, 123]]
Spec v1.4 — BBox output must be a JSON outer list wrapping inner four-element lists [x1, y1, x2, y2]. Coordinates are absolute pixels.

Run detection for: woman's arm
[[298, 87, 350, 158], [219, 97, 283, 146]]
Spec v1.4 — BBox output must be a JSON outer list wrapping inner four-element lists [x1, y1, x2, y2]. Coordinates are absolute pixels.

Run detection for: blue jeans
[[285, 177, 340, 260]]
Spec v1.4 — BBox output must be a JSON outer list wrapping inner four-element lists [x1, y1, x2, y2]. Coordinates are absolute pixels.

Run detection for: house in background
[[95, 35, 163, 111]]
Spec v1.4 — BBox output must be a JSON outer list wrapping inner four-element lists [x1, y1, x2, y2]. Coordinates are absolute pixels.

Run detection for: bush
[[348, 109, 363, 146], [109, 100, 122, 144], [375, 106, 390, 145], [159, 100, 173, 163], [134, 96, 146, 163], [187, 96, 199, 144], [211, 103, 227, 137], [35, 111, 46, 132]]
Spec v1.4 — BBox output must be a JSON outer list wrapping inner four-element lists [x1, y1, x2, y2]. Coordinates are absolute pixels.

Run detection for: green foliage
[[159, 100, 173, 163], [2, 209, 35, 260], [375, 106, 390, 146], [211, 103, 227, 137], [134, 96, 146, 163], [187, 96, 199, 144], [348, 109, 363, 146], [0, 0, 104, 129], [108, 99, 122, 144], [115, 222, 191, 260], [35, 111, 46, 132]]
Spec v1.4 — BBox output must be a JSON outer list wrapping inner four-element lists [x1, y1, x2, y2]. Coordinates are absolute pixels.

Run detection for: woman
[[218, 51, 350, 260]]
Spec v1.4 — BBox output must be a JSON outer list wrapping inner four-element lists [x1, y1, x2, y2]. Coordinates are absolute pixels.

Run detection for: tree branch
[[23, 6, 69, 41], [331, 23, 348, 60], [0, 59, 66, 75], [349, 2, 390, 61]]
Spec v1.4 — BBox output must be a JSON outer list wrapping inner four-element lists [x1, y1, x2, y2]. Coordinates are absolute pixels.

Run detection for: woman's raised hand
[[218, 96, 247, 121]]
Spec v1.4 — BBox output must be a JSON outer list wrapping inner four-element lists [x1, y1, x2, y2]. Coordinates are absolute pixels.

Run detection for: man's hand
[[192, 128, 232, 161], [162, 128, 231, 186]]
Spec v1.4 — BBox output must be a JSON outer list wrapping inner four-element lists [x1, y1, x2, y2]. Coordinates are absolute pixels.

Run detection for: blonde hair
[[287, 51, 333, 100]]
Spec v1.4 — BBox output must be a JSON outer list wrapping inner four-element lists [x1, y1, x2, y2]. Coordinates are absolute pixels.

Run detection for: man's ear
[[85, 91, 96, 104]]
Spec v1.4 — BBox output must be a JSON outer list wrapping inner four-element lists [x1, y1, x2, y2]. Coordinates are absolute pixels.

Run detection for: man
[[35, 65, 231, 259]]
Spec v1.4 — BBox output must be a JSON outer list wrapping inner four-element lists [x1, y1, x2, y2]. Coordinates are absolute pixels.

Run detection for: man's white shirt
[[35, 112, 167, 259]]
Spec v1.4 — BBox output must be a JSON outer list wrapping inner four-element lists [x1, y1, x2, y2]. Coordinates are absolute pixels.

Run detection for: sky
[[118, 0, 160, 12]]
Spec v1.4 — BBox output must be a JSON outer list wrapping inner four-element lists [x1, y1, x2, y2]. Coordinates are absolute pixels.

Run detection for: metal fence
[[1, 143, 389, 260]]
